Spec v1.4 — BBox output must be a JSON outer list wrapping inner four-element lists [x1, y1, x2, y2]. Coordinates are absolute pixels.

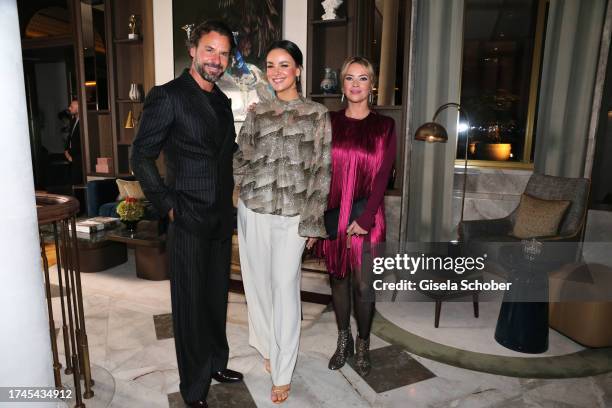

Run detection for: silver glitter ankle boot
[[354, 336, 371, 376], [328, 328, 354, 370]]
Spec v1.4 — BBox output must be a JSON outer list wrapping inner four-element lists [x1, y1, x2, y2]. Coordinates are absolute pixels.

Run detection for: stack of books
[[70, 216, 121, 234]]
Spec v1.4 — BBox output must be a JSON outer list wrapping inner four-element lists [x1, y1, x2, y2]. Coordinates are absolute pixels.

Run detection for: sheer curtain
[[405, 0, 464, 242], [534, 0, 608, 177], [403, 0, 609, 243]]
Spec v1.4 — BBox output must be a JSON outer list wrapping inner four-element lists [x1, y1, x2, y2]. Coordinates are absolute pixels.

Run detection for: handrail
[[35, 192, 80, 225]]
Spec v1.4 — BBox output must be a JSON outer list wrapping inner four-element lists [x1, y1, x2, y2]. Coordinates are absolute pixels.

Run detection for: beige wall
[[282, 0, 308, 94], [152, 0, 308, 91], [152, 0, 174, 85]]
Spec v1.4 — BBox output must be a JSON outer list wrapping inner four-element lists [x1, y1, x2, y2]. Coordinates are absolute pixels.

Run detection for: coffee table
[[106, 225, 167, 280], [76, 231, 127, 272], [76, 221, 167, 280]]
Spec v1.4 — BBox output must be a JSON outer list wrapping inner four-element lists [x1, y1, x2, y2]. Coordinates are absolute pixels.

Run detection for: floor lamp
[[414, 102, 471, 236]]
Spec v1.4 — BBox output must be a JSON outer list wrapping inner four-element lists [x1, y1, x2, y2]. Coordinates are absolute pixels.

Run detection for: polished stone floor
[[47, 252, 612, 407]]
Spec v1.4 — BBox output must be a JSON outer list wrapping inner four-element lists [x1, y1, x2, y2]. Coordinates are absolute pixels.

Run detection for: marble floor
[[378, 289, 584, 357], [47, 252, 612, 408]]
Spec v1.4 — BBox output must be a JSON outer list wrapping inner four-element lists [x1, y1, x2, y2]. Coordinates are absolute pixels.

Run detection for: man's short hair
[[185, 20, 235, 53]]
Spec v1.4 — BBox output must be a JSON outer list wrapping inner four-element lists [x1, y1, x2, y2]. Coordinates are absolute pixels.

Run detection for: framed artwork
[[172, 0, 283, 120]]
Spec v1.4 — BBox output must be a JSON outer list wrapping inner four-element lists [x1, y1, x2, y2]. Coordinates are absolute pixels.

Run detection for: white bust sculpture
[[321, 0, 342, 20]]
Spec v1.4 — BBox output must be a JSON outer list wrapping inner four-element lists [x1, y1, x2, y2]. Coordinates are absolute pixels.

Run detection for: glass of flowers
[[116, 196, 144, 232]]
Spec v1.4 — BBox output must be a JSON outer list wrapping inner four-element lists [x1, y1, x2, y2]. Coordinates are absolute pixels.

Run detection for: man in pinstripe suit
[[131, 20, 242, 407]]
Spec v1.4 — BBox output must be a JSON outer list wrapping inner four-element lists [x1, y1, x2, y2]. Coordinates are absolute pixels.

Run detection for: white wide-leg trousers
[[237, 200, 306, 386]]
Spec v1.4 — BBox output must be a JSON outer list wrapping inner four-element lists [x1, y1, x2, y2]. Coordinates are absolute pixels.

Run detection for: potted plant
[[116, 196, 144, 232]]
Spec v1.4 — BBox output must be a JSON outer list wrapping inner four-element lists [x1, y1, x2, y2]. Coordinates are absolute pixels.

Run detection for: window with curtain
[[457, 0, 547, 165]]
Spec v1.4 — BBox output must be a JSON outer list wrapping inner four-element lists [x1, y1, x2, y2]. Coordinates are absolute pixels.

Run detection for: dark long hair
[[265, 40, 303, 94]]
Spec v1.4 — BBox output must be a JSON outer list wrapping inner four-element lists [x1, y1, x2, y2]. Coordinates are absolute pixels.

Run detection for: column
[[0, 1, 55, 407], [406, 0, 465, 242], [377, 0, 400, 106]]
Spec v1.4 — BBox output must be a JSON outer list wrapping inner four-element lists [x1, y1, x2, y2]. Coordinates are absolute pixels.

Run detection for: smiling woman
[[234, 40, 331, 403], [265, 41, 303, 101], [315, 56, 397, 380]]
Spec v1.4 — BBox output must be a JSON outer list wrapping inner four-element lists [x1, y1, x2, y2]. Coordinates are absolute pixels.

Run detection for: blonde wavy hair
[[339, 56, 377, 92]]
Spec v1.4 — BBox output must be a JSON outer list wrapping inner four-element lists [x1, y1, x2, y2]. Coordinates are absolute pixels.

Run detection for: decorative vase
[[129, 83, 141, 102], [320, 68, 338, 94], [122, 219, 139, 232], [321, 0, 343, 20], [124, 110, 135, 129]]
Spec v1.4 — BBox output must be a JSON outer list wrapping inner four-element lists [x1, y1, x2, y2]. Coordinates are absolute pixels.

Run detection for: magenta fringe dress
[[317, 109, 397, 278]]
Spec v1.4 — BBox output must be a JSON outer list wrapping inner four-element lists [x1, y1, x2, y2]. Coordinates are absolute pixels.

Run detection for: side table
[[389, 241, 482, 328], [416, 241, 482, 328], [494, 240, 549, 353]]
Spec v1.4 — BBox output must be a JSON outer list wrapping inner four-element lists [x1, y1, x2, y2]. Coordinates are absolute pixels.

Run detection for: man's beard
[[195, 60, 224, 83]]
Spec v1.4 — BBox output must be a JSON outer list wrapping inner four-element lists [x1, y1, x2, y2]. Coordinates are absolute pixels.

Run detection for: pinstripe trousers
[[167, 222, 231, 402], [237, 199, 306, 386]]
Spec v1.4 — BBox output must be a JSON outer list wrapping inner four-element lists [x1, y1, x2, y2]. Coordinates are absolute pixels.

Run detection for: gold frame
[[460, 160, 534, 169], [455, 0, 548, 169]]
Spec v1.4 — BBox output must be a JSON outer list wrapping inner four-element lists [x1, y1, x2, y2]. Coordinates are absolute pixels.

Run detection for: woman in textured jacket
[[234, 40, 331, 403], [317, 56, 397, 377]]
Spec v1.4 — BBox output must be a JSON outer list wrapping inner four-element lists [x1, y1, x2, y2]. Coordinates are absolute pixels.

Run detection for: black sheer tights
[[330, 266, 374, 339]]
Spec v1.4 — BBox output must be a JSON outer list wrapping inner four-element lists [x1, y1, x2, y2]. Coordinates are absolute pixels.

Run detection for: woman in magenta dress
[[318, 56, 396, 376]]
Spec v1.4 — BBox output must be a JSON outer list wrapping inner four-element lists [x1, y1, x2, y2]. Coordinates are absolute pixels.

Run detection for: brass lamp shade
[[414, 122, 448, 143], [413, 102, 471, 235]]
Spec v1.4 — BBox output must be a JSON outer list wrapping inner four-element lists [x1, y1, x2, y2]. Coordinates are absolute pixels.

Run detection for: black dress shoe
[[185, 400, 208, 407], [212, 368, 243, 383]]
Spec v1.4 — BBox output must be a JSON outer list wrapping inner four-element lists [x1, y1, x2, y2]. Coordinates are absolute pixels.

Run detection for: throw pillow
[[115, 179, 129, 200], [511, 193, 571, 239], [116, 179, 145, 200]]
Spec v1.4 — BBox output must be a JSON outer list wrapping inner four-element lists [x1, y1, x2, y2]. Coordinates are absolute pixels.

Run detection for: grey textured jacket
[[234, 96, 332, 237]]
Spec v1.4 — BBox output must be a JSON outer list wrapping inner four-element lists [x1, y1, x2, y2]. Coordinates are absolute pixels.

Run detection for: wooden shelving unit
[[310, 18, 348, 25], [113, 37, 143, 44], [74, 0, 154, 178], [108, 0, 154, 177], [306, 0, 356, 112]]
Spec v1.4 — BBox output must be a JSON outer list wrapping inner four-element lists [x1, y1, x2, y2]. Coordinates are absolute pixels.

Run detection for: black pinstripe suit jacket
[[131, 70, 236, 238]]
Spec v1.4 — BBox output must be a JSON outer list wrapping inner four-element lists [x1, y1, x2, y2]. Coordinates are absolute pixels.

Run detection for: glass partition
[[80, 1, 108, 111], [457, 0, 546, 164]]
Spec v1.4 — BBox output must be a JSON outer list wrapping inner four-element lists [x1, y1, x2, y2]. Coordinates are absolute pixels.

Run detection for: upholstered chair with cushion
[[460, 173, 590, 242], [459, 173, 590, 265], [86, 177, 159, 219], [86, 178, 125, 217]]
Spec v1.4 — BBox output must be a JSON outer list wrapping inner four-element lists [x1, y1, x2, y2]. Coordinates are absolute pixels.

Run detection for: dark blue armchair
[[86, 177, 160, 219]]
